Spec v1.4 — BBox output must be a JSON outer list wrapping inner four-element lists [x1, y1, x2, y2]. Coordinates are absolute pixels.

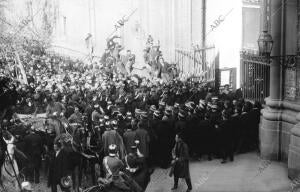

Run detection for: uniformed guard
[[123, 123, 137, 154], [102, 121, 126, 159], [103, 144, 130, 190], [125, 141, 145, 173]]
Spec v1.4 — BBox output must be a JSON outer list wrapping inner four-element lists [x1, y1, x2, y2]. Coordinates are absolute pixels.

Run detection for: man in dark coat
[[171, 133, 192, 192], [175, 111, 187, 134], [156, 115, 174, 168], [209, 104, 222, 156], [135, 121, 150, 161], [24, 128, 43, 183], [218, 110, 234, 163], [149, 110, 160, 166], [48, 140, 71, 192], [123, 124, 137, 154], [102, 122, 126, 160]]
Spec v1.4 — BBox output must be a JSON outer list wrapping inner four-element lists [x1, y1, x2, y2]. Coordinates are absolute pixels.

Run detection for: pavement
[[1, 152, 297, 192], [146, 152, 299, 192]]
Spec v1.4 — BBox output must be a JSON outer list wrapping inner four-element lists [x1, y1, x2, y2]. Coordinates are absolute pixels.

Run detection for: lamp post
[[257, 30, 273, 57]]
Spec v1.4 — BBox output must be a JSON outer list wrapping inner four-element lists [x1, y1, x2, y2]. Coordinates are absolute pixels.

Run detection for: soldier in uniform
[[101, 121, 125, 160], [125, 142, 146, 172], [102, 144, 129, 190], [135, 121, 150, 165], [125, 142, 150, 190], [123, 123, 137, 154]]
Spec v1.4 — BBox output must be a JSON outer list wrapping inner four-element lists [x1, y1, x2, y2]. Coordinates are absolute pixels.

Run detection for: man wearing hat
[[170, 133, 192, 192], [175, 109, 187, 133], [209, 104, 222, 157], [102, 122, 126, 160], [218, 110, 235, 163], [123, 123, 137, 154], [156, 111, 174, 168], [135, 121, 150, 165], [124, 142, 149, 190], [48, 139, 71, 192], [148, 110, 160, 166], [103, 144, 131, 190], [124, 112, 133, 129], [125, 141, 145, 173], [112, 119, 124, 137]]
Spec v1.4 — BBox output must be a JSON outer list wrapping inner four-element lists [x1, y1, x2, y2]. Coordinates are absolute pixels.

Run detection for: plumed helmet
[[60, 176, 72, 188]]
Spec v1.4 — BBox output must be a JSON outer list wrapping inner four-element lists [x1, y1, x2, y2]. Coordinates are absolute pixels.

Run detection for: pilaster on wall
[[288, 0, 300, 180], [260, 0, 282, 160]]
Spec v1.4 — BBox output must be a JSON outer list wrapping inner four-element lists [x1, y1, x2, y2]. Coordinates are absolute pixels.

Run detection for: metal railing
[[240, 51, 270, 103], [175, 46, 218, 87]]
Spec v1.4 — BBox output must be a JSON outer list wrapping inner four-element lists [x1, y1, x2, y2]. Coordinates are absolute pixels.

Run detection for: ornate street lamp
[[257, 30, 273, 57]]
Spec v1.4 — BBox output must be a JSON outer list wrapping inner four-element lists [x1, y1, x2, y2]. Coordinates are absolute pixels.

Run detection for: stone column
[[269, 1, 282, 100], [288, 0, 300, 180], [260, 0, 282, 160]]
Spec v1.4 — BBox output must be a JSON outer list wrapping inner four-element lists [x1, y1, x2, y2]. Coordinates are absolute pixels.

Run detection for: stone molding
[[265, 97, 300, 111]]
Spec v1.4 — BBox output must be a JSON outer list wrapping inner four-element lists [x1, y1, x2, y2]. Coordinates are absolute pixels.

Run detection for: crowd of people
[[0, 37, 261, 192]]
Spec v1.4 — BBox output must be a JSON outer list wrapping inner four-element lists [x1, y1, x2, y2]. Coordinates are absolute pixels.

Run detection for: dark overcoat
[[172, 140, 190, 179]]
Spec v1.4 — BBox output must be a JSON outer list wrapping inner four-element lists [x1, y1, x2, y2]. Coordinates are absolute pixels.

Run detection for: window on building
[[242, 6, 261, 50]]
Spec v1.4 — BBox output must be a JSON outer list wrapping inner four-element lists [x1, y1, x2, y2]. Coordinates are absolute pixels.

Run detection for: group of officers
[[0, 75, 262, 192], [0, 36, 261, 192]]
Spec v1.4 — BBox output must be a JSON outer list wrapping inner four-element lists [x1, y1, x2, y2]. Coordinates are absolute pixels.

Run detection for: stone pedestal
[[260, 98, 283, 160], [288, 0, 300, 180], [288, 113, 300, 179]]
